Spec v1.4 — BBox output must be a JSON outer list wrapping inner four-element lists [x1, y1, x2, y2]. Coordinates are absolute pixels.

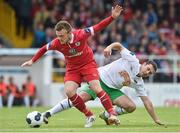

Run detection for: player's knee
[[89, 85, 102, 94], [65, 87, 76, 98], [126, 103, 136, 113]]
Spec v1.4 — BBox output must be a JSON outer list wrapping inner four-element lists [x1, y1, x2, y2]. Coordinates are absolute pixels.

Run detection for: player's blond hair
[[55, 21, 72, 33]]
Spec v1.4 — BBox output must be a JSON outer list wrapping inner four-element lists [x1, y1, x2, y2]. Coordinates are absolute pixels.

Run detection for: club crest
[[75, 42, 81, 46]]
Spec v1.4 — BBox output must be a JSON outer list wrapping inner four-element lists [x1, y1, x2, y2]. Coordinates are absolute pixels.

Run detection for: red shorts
[[64, 62, 99, 85]]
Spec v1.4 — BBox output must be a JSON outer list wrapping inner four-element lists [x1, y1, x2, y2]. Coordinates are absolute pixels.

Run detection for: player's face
[[56, 29, 70, 44], [141, 63, 155, 77]]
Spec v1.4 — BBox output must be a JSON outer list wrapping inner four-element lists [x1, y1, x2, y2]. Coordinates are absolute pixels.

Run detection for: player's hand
[[21, 60, 33, 67], [155, 119, 167, 127], [104, 47, 112, 58], [111, 5, 123, 19]]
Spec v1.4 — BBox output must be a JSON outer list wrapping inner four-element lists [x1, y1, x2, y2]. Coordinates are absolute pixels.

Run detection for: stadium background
[[0, 0, 180, 108]]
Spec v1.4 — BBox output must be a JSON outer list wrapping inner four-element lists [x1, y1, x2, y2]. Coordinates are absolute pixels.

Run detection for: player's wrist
[[111, 15, 115, 20], [30, 59, 35, 64]]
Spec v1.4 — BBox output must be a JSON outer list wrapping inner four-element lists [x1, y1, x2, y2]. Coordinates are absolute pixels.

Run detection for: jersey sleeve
[[120, 48, 138, 62], [76, 27, 94, 40], [32, 39, 58, 62], [134, 79, 147, 97], [76, 16, 113, 40], [46, 39, 58, 50]]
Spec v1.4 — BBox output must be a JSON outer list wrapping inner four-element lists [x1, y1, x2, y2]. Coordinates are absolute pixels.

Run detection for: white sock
[[7, 94, 14, 108], [0, 96, 3, 108], [104, 111, 110, 118], [47, 98, 73, 115], [24, 96, 30, 107], [104, 106, 127, 118], [115, 106, 128, 115], [32, 99, 39, 107]]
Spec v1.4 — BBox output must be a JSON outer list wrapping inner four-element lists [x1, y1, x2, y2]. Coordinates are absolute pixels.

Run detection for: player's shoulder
[[72, 29, 83, 35], [46, 38, 59, 50], [72, 29, 87, 40], [49, 38, 60, 46], [51, 38, 59, 44]]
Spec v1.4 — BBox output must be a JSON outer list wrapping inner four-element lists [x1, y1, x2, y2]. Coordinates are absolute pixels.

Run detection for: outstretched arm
[[140, 96, 166, 126], [93, 5, 123, 33], [21, 45, 47, 67], [104, 42, 124, 57]]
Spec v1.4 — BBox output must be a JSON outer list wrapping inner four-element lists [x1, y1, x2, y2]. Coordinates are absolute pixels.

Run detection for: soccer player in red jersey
[[21, 5, 123, 127]]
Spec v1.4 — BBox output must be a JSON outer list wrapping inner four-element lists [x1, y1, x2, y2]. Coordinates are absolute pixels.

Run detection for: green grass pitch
[[0, 107, 180, 132]]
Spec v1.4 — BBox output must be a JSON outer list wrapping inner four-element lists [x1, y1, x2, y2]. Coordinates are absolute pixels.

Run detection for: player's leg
[[99, 85, 136, 125], [113, 95, 136, 115], [101, 95, 136, 121], [43, 98, 73, 124], [7, 94, 14, 108], [0, 96, 3, 108], [64, 70, 94, 117], [82, 64, 119, 125], [44, 92, 93, 118], [65, 81, 93, 116], [43, 84, 94, 126], [24, 95, 30, 107], [88, 80, 120, 125], [97, 80, 124, 125]]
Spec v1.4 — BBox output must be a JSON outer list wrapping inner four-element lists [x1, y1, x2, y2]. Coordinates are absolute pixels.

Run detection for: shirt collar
[[69, 33, 74, 44], [136, 64, 141, 77]]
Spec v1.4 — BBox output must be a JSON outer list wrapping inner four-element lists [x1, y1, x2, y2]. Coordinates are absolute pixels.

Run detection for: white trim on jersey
[[46, 42, 51, 50], [70, 33, 74, 44], [89, 27, 94, 36]]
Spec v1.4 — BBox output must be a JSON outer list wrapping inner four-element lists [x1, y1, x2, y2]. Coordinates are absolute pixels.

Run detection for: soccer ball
[[26, 111, 43, 128]]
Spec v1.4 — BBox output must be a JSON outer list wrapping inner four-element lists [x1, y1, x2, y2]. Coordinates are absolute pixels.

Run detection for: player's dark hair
[[146, 60, 157, 72], [55, 21, 72, 33]]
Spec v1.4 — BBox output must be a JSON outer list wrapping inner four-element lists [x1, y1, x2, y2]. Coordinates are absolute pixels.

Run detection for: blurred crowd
[[4, 0, 180, 82], [6, 0, 180, 54], [0, 75, 38, 108]]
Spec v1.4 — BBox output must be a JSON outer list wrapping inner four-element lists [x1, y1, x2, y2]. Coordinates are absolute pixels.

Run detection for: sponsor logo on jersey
[[75, 42, 81, 46], [66, 51, 83, 58]]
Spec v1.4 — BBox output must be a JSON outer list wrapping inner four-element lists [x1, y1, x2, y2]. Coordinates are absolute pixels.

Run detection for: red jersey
[[23, 82, 36, 96], [0, 82, 7, 96], [46, 28, 95, 70], [31, 16, 114, 71]]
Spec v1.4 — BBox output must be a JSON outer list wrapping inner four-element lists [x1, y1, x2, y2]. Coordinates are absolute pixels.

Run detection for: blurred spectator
[[94, 45, 105, 67], [0, 76, 7, 108], [176, 61, 180, 82], [5, 0, 180, 83], [7, 76, 24, 108], [5, 0, 179, 55], [0, 38, 5, 48], [32, 22, 46, 48], [45, 28, 55, 43], [44, 9, 58, 29], [22, 75, 39, 107], [146, 3, 158, 25], [16, 0, 32, 39], [34, 4, 50, 29]]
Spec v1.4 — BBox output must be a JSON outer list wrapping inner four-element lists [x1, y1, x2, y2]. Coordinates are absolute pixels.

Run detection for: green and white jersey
[[98, 48, 147, 97]]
